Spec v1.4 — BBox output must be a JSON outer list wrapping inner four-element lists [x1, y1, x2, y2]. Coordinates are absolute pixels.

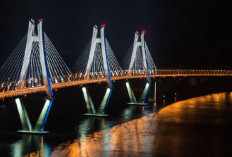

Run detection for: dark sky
[[0, 0, 231, 69]]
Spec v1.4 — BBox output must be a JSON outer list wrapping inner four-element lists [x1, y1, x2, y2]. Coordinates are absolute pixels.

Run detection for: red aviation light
[[142, 30, 146, 34], [102, 24, 106, 28], [39, 18, 44, 22]]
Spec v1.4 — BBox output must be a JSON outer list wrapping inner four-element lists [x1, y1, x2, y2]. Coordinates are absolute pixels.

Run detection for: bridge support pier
[[126, 81, 150, 106], [148, 81, 157, 102], [15, 98, 53, 134], [82, 86, 112, 117]]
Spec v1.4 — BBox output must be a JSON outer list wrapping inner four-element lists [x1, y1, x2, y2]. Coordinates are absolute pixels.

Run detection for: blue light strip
[[41, 21, 53, 97], [144, 40, 151, 82], [42, 98, 54, 130], [103, 28, 113, 87], [143, 83, 151, 102], [142, 35, 151, 102]]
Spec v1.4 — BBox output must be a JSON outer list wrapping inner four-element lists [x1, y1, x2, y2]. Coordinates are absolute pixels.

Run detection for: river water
[[1, 92, 232, 157]]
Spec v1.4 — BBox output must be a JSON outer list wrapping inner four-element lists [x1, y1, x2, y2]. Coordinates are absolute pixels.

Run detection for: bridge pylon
[[126, 31, 155, 105], [81, 25, 113, 116], [15, 19, 54, 134]]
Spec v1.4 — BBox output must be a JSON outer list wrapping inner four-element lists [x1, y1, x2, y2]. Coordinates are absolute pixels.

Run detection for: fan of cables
[[145, 42, 157, 75], [0, 33, 72, 92], [74, 38, 122, 80], [122, 41, 157, 76], [0, 34, 27, 92], [44, 33, 72, 83]]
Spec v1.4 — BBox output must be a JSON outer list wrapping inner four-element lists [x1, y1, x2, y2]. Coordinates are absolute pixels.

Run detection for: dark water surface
[[1, 92, 232, 156]]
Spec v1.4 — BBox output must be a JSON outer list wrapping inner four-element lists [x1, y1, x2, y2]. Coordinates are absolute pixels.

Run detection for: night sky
[[0, 0, 231, 70]]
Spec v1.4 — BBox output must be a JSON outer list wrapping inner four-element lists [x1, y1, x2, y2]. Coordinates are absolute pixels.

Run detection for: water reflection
[[7, 92, 232, 156], [152, 92, 232, 156], [77, 117, 106, 139], [51, 113, 159, 156], [50, 92, 232, 156], [122, 106, 137, 118], [11, 135, 51, 157]]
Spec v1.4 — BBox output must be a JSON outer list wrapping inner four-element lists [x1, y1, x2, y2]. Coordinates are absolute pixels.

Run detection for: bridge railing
[[1, 69, 232, 93], [154, 69, 232, 75], [62, 69, 232, 82]]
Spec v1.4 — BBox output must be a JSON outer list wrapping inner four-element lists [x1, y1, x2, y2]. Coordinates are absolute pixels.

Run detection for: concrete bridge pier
[[15, 97, 53, 134], [126, 81, 151, 106], [82, 86, 112, 117], [148, 81, 157, 102]]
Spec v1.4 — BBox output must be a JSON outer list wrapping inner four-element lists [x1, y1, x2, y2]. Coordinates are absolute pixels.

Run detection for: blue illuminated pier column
[[16, 98, 53, 134]]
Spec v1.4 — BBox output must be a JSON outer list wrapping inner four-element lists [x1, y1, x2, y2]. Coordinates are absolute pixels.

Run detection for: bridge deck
[[1, 70, 232, 99]]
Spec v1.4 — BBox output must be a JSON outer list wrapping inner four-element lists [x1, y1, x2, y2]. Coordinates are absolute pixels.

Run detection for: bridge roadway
[[1, 69, 232, 99]]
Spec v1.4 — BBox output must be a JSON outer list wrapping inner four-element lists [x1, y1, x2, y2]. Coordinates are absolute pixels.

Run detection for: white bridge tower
[[15, 19, 54, 133], [126, 31, 153, 105], [82, 25, 113, 116]]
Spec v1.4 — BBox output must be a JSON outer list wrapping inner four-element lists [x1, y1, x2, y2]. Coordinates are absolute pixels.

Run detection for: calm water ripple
[[1, 92, 232, 156]]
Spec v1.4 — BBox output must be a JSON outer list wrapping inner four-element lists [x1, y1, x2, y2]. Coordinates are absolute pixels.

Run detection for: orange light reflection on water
[[21, 92, 232, 157], [51, 113, 159, 157]]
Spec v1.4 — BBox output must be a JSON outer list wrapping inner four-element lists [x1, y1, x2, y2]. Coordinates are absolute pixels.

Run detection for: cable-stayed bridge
[[0, 19, 232, 133]]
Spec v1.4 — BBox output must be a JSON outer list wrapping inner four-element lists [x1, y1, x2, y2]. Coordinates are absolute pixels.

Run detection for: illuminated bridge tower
[[15, 19, 54, 133], [125, 31, 157, 105], [0, 19, 72, 133], [75, 25, 121, 116]]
